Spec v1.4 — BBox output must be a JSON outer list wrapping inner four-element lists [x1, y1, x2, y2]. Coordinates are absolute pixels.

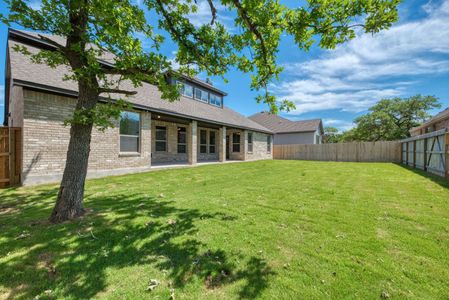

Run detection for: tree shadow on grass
[[0, 188, 275, 299], [397, 163, 449, 189]]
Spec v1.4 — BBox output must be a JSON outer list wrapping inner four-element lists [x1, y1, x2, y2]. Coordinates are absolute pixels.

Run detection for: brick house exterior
[[410, 108, 449, 136], [4, 29, 273, 185]]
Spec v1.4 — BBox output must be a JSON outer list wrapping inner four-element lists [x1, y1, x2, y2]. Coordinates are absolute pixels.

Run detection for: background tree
[[323, 126, 341, 143], [342, 95, 440, 142], [1, 0, 401, 223]]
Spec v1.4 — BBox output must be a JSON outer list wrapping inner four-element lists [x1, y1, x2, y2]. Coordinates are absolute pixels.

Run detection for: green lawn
[[1, 160, 448, 299]]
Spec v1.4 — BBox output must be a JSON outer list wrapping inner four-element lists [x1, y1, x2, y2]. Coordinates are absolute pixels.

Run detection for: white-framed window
[[195, 88, 209, 103], [175, 80, 194, 98], [120, 111, 140, 153], [178, 127, 187, 153], [210, 93, 222, 107], [247, 132, 253, 153], [155, 126, 167, 152]]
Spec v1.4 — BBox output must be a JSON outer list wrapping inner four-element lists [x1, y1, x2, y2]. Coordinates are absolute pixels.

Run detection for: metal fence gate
[[401, 129, 449, 178], [0, 127, 22, 188]]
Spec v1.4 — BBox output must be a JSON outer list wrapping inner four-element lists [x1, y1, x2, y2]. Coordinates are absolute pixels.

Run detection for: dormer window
[[182, 82, 193, 98], [195, 88, 209, 103], [210, 93, 222, 107], [172, 77, 224, 107]]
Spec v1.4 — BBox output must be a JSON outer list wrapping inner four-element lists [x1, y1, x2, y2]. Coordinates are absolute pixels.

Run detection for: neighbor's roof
[[249, 112, 323, 134], [410, 107, 449, 132], [6, 29, 271, 133]]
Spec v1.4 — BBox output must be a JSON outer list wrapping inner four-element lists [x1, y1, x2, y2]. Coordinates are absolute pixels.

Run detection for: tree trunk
[[49, 83, 98, 223]]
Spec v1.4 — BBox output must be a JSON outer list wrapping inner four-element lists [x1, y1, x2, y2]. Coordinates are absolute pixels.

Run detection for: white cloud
[[322, 119, 355, 132], [187, 0, 234, 29], [277, 0, 449, 116]]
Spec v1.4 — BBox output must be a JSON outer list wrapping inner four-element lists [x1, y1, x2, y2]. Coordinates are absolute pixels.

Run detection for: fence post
[[413, 140, 416, 168], [445, 133, 449, 179], [423, 137, 428, 171]]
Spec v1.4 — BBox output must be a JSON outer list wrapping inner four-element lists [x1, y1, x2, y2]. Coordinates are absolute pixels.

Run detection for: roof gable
[[249, 112, 322, 133]]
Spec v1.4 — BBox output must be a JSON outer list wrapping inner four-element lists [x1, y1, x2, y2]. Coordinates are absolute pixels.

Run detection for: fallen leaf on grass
[[15, 231, 31, 240], [147, 279, 160, 291]]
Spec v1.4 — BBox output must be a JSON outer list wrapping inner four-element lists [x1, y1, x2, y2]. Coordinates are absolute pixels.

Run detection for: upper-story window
[[195, 88, 209, 103], [173, 78, 223, 107], [210, 93, 222, 107], [175, 79, 193, 98]]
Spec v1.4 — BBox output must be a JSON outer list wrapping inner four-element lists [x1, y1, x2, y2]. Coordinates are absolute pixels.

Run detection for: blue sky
[[1, 0, 449, 130]]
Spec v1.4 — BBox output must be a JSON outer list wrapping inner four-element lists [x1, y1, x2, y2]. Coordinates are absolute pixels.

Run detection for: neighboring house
[[410, 107, 449, 136], [3, 29, 273, 185], [249, 112, 323, 145]]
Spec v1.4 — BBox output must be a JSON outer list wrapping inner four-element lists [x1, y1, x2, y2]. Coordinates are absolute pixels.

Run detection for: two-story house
[[3, 29, 273, 185]]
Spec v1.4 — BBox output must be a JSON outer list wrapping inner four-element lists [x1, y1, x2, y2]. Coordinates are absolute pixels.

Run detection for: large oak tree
[[1, 0, 400, 223], [342, 95, 440, 142]]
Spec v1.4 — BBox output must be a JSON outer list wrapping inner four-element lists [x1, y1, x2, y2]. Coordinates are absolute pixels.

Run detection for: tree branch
[[231, 0, 275, 86], [206, 0, 217, 25], [98, 88, 137, 95]]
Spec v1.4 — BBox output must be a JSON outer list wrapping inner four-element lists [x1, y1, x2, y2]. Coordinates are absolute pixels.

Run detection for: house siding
[[21, 89, 152, 185], [273, 132, 316, 145]]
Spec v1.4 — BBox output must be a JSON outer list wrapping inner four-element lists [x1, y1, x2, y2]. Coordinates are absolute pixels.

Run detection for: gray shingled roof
[[249, 111, 322, 133], [411, 107, 449, 132], [7, 29, 271, 133]]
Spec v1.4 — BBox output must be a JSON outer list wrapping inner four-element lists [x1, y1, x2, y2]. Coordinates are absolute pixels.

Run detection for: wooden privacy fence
[[273, 141, 401, 162], [401, 129, 449, 178], [0, 127, 22, 188]]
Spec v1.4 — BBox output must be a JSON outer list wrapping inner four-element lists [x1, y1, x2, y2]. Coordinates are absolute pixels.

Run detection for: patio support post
[[188, 120, 197, 165], [219, 126, 226, 162], [242, 130, 248, 161]]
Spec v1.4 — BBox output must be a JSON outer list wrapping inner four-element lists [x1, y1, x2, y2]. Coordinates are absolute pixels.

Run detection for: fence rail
[[401, 129, 449, 178], [0, 127, 22, 188], [273, 141, 401, 162]]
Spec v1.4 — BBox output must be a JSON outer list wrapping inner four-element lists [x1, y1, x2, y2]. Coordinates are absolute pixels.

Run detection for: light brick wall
[[151, 120, 189, 163], [151, 121, 219, 163], [19, 88, 272, 184], [8, 85, 24, 128], [22, 89, 151, 184], [246, 131, 273, 161]]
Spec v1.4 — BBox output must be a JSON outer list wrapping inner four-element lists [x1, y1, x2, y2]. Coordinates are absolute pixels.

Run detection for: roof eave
[[12, 79, 272, 134]]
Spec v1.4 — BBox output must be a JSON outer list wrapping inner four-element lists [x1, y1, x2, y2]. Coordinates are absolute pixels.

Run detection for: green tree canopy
[[323, 126, 341, 143], [1, 0, 401, 222], [342, 95, 440, 142]]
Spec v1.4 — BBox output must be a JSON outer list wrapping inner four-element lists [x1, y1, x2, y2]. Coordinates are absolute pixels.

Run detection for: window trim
[[247, 132, 253, 153], [232, 132, 241, 153], [177, 126, 187, 154], [210, 93, 222, 107], [199, 129, 208, 154], [267, 135, 272, 153], [155, 126, 167, 152], [209, 131, 216, 154], [119, 111, 141, 154], [194, 87, 209, 103]]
